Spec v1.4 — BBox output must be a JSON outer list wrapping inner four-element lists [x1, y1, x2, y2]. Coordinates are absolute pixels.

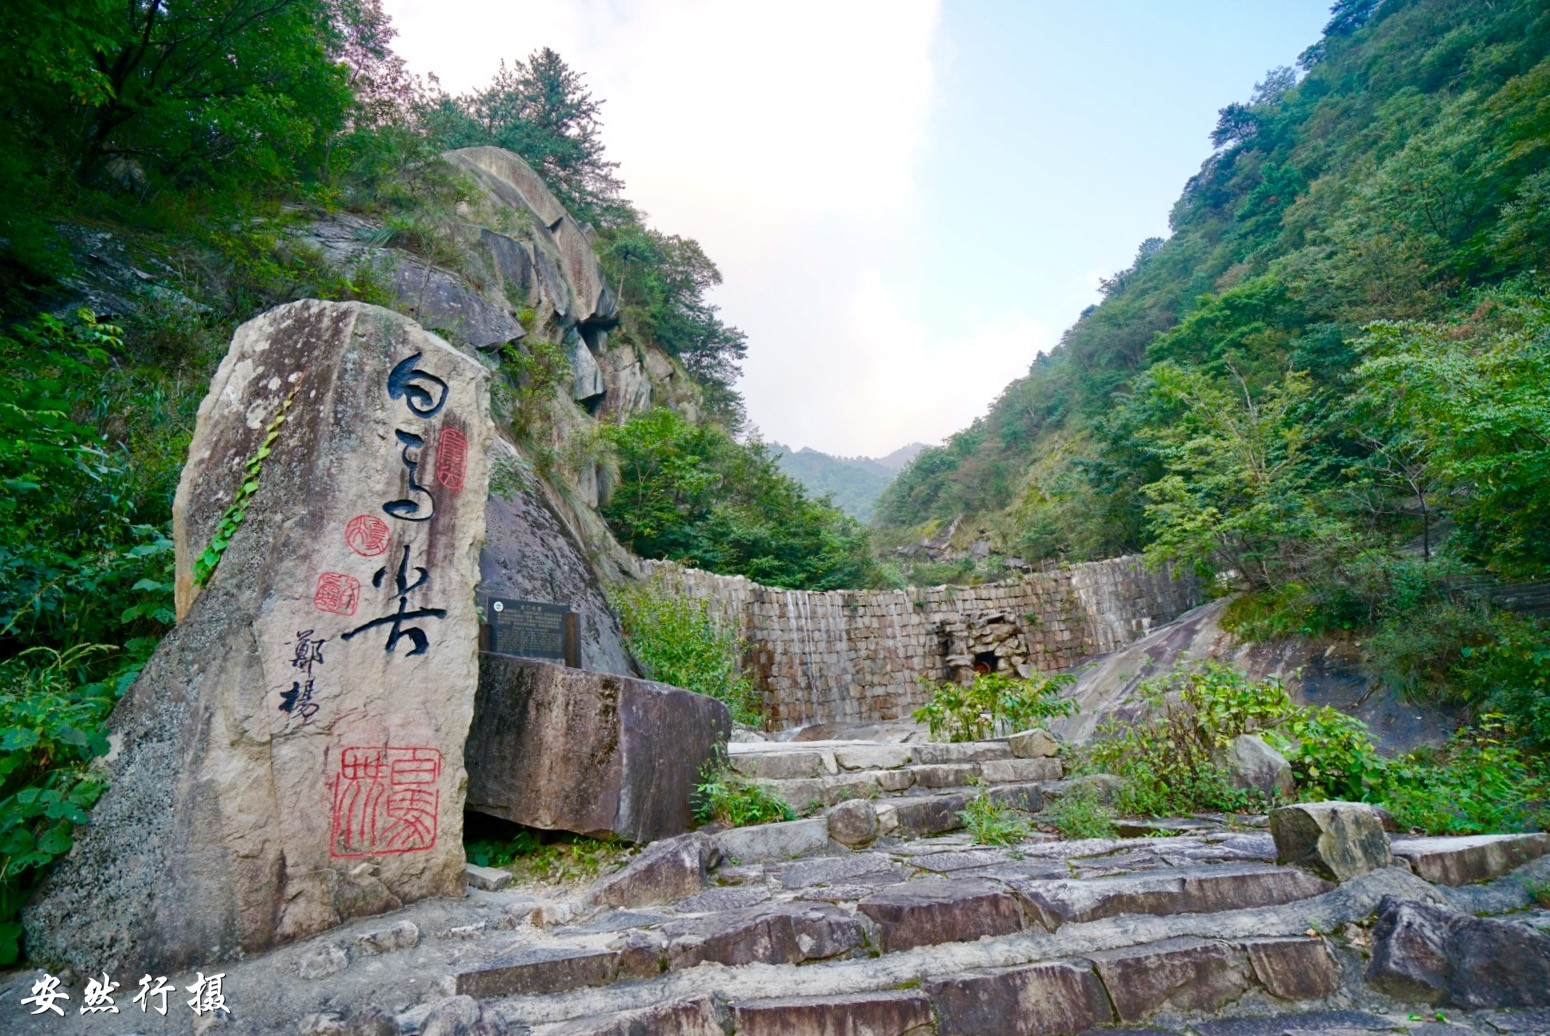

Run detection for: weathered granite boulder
[[392, 257, 525, 350], [28, 300, 491, 971], [466, 658, 730, 843], [1270, 800, 1393, 881], [480, 438, 636, 676], [1008, 727, 1060, 758], [827, 799, 880, 847], [1219, 732, 1295, 800], [1366, 896, 1550, 1008]]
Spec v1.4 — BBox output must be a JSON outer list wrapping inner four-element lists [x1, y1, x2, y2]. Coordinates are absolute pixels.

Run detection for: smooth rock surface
[[1271, 801, 1394, 881], [479, 439, 636, 676], [466, 658, 730, 843], [27, 301, 491, 972]]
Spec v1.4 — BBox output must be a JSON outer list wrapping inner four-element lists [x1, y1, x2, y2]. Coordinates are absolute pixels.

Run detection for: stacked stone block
[[641, 556, 1200, 730]]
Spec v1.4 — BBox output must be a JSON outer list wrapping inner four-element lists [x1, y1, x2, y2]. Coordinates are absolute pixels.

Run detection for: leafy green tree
[[600, 226, 748, 427], [450, 48, 623, 222], [1138, 362, 1340, 590], [1352, 285, 1550, 578]]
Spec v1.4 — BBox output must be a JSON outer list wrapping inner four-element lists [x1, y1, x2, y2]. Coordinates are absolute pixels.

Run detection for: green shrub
[[693, 767, 795, 828], [1457, 615, 1550, 753], [1378, 720, 1549, 835], [913, 671, 1076, 742], [959, 793, 1030, 846], [1042, 783, 1116, 840], [608, 578, 760, 725], [1084, 662, 1383, 815]]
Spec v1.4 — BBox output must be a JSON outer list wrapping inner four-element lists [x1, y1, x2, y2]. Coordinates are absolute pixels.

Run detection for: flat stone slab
[[1088, 936, 1251, 1022], [834, 744, 914, 770], [980, 757, 1063, 783], [912, 763, 981, 788], [772, 853, 900, 889], [1389, 833, 1550, 886], [730, 751, 832, 780], [929, 959, 1114, 1035], [661, 903, 868, 969], [913, 742, 1014, 764], [730, 991, 933, 1036], [456, 946, 625, 998], [1004, 863, 1334, 929], [859, 878, 1025, 952], [715, 818, 831, 864]]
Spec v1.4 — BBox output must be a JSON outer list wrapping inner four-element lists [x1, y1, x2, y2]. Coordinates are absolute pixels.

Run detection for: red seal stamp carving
[[344, 514, 390, 556], [312, 572, 361, 616], [330, 746, 441, 857], [435, 427, 468, 492]]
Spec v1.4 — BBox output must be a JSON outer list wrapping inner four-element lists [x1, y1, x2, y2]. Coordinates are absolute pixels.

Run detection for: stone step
[[459, 859, 1339, 1012], [1001, 862, 1335, 929], [727, 738, 1020, 780], [1388, 832, 1550, 886], [749, 758, 1063, 808], [497, 930, 1343, 1034]]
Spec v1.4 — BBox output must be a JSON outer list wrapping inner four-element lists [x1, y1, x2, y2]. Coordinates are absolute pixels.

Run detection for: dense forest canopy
[[876, 0, 1550, 741]]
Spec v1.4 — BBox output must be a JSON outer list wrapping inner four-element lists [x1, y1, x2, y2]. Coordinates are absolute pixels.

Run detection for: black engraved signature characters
[[340, 545, 448, 656], [280, 629, 327, 721]]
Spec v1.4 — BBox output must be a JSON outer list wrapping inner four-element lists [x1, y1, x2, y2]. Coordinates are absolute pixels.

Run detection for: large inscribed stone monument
[[26, 300, 491, 972]]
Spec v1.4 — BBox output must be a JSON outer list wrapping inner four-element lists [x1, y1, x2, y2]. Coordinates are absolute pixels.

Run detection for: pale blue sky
[[386, 0, 1333, 455]]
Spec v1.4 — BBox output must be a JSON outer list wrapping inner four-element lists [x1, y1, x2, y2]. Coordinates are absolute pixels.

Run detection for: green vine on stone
[[191, 386, 299, 589]]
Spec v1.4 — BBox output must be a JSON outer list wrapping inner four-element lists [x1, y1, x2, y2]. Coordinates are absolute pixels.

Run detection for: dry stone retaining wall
[[642, 556, 1200, 729]]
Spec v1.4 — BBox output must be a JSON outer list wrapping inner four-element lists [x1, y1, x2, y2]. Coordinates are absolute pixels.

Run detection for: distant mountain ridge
[[771, 442, 927, 522]]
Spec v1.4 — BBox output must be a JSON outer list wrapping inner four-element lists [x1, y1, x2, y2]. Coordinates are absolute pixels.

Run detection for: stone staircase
[[724, 734, 1071, 840], [83, 736, 1543, 1036], [388, 739, 1550, 1036]]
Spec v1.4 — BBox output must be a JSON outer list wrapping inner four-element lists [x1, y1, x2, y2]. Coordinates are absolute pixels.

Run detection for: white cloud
[[383, 0, 948, 455], [743, 270, 1052, 456]]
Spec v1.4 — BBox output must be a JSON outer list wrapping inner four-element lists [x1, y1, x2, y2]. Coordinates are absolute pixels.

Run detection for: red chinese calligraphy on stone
[[312, 572, 361, 616], [435, 427, 468, 492], [330, 746, 441, 857], [344, 514, 390, 557]]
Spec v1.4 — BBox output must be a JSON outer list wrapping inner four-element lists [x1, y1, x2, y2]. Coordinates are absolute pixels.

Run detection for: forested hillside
[[772, 441, 926, 522], [877, 0, 1550, 723]]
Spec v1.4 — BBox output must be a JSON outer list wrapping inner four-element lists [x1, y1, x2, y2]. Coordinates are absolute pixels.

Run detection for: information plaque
[[480, 597, 579, 667]]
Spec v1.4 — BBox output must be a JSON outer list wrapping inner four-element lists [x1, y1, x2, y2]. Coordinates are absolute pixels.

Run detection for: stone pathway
[[4, 737, 1549, 1035]]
